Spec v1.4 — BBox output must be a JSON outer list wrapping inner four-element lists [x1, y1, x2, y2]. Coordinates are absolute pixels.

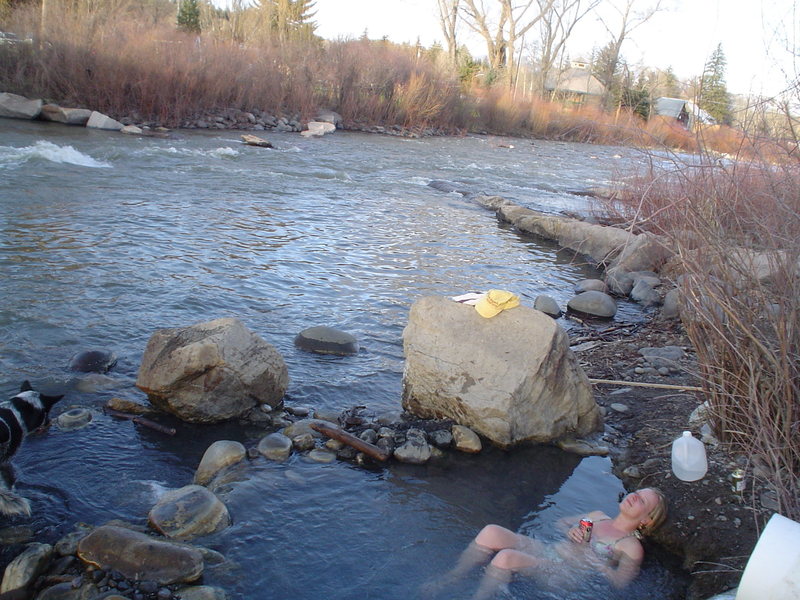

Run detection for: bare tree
[[594, 0, 665, 109], [536, 0, 600, 94], [437, 0, 460, 66], [461, 0, 555, 85]]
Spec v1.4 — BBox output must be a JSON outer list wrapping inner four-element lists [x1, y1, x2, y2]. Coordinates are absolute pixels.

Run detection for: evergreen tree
[[699, 43, 731, 125], [177, 0, 201, 34], [256, 0, 317, 42]]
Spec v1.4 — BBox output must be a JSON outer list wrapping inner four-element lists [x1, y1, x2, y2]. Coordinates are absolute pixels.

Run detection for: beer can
[[579, 518, 593, 542], [731, 469, 746, 493]]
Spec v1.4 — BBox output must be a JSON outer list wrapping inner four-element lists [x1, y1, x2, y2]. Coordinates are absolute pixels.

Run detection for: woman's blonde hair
[[638, 487, 668, 536]]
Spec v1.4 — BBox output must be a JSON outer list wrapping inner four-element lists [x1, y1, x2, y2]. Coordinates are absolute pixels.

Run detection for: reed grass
[[0, 1, 746, 150], [596, 142, 800, 521]]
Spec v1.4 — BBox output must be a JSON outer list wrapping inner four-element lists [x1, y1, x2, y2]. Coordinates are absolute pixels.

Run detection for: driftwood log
[[104, 408, 177, 435], [310, 421, 391, 461]]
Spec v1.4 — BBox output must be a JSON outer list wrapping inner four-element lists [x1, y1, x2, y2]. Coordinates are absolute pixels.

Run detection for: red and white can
[[579, 518, 593, 542]]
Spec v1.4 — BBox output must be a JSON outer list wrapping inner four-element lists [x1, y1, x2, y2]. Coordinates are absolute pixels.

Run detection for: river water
[[0, 119, 684, 599]]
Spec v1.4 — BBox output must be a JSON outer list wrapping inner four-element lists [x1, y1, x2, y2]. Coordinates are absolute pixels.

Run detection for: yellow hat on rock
[[475, 289, 520, 318]]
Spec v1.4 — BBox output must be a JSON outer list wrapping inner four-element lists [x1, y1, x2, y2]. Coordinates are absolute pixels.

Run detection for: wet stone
[[574, 278, 608, 294], [533, 294, 562, 318], [359, 428, 377, 444], [56, 407, 93, 431], [429, 429, 453, 448], [294, 326, 359, 356], [68, 349, 117, 373], [305, 449, 336, 463], [567, 290, 617, 319], [292, 433, 315, 451], [194, 440, 246, 486], [452, 425, 481, 453], [393, 437, 431, 464], [148, 485, 231, 540]]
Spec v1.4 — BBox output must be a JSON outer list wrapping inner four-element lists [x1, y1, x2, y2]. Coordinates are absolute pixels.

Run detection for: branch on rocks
[[310, 421, 391, 462], [588, 378, 703, 392], [104, 408, 177, 435]]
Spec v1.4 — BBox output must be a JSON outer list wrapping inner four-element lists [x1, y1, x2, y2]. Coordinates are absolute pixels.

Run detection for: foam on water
[[157, 145, 240, 158], [0, 140, 111, 168]]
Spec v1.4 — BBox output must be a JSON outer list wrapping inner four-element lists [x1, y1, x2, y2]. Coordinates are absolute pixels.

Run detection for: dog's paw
[[0, 488, 32, 516]]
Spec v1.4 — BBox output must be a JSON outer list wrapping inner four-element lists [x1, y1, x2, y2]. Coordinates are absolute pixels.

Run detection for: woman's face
[[619, 488, 659, 522]]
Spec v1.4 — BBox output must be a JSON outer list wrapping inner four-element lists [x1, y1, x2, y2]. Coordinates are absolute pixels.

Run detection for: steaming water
[[0, 119, 684, 599]]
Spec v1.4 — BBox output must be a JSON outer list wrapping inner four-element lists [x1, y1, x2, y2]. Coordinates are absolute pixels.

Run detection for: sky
[[308, 0, 798, 97]]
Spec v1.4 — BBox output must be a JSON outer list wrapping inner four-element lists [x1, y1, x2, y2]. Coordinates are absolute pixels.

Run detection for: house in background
[[545, 60, 605, 107], [654, 97, 717, 129]]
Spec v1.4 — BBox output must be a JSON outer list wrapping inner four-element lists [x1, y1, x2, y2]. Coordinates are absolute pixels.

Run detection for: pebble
[[623, 465, 642, 478], [609, 403, 629, 413], [305, 449, 336, 463]]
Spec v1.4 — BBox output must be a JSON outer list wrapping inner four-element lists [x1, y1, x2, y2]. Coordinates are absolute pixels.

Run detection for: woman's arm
[[557, 510, 607, 538]]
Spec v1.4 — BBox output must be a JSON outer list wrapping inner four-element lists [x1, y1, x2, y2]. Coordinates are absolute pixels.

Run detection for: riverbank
[[569, 315, 766, 600]]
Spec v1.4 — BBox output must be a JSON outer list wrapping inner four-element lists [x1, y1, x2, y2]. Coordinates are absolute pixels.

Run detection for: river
[[0, 119, 684, 599]]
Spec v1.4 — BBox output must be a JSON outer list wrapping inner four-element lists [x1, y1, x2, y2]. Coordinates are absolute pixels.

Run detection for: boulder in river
[[567, 290, 617, 318], [136, 317, 289, 423], [533, 294, 562, 318], [294, 325, 359, 355], [148, 485, 231, 540], [0, 92, 42, 120], [77, 525, 204, 584], [40, 104, 92, 125], [68, 349, 117, 373], [0, 542, 52, 594], [194, 440, 247, 486], [86, 111, 124, 131], [401, 296, 601, 448]]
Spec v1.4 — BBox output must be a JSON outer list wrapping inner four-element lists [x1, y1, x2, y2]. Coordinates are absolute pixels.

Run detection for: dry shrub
[[0, 4, 464, 129], [599, 145, 800, 520]]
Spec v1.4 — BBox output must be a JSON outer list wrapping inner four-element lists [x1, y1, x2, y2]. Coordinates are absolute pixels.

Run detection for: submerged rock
[[194, 440, 246, 486], [68, 349, 117, 373], [148, 485, 231, 541], [294, 326, 359, 356], [55, 407, 93, 431], [77, 525, 203, 584], [257, 432, 293, 461]]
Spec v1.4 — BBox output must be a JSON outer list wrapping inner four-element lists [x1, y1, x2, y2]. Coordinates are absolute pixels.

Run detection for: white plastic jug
[[671, 431, 707, 481]]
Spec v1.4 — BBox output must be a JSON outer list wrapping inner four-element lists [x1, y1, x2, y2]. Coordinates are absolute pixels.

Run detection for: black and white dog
[[0, 381, 63, 516]]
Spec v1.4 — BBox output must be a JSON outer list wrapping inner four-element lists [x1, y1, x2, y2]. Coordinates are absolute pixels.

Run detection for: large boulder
[[77, 525, 203, 584], [401, 296, 601, 448], [0, 92, 42, 119], [40, 104, 92, 125], [608, 231, 673, 273], [136, 317, 289, 423], [300, 121, 336, 137], [86, 111, 124, 131]]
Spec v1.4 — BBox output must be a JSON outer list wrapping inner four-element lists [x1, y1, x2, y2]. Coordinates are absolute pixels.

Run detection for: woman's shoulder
[[586, 510, 611, 520], [616, 534, 645, 561]]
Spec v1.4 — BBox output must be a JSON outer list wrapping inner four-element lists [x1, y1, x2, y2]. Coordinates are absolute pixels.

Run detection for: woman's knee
[[475, 524, 514, 549], [490, 549, 537, 571]]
